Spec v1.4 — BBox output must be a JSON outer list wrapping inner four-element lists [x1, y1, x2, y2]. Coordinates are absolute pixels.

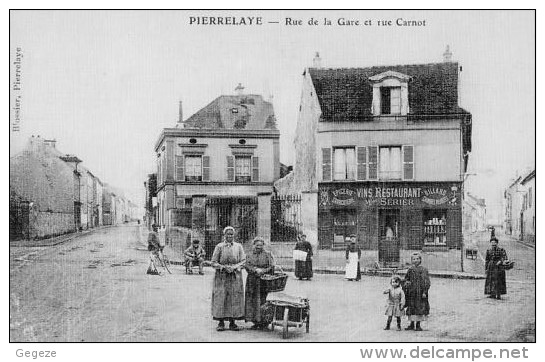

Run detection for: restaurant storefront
[[318, 182, 462, 264]]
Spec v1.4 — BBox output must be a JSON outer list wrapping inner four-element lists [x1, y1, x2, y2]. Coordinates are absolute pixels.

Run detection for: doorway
[[378, 209, 400, 267]]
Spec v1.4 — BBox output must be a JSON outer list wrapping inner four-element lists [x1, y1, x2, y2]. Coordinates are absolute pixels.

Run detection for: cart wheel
[[282, 308, 289, 339], [306, 313, 310, 333]]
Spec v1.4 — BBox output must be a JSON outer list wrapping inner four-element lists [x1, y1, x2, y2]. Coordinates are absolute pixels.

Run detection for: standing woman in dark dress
[[244, 237, 275, 330], [484, 237, 508, 299], [403, 253, 430, 331], [294, 234, 313, 280]]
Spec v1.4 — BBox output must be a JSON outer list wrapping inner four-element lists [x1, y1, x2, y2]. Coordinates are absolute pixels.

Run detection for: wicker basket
[[261, 267, 288, 292], [499, 260, 515, 270]]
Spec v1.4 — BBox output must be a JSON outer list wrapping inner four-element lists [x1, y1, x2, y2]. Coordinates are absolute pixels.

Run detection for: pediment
[[369, 70, 411, 83]]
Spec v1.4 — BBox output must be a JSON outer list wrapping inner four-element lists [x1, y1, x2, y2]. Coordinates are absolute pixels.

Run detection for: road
[[9, 225, 535, 342]]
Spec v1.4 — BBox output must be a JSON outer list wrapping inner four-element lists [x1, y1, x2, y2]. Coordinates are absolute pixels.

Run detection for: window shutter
[[175, 155, 184, 181], [202, 156, 210, 181], [322, 148, 332, 181], [367, 146, 378, 180], [226, 156, 234, 181], [251, 156, 259, 182], [402, 145, 414, 180], [356, 147, 367, 180]]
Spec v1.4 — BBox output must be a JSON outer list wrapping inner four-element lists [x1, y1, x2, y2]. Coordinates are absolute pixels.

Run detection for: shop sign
[[320, 184, 459, 207]]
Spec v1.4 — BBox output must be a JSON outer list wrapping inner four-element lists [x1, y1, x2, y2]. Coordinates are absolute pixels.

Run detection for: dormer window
[[369, 71, 411, 116]]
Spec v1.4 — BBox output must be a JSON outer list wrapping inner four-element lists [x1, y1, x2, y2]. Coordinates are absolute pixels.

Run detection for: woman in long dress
[[403, 252, 430, 331], [345, 235, 361, 281], [244, 237, 275, 330], [294, 234, 313, 280], [211, 226, 246, 331], [484, 237, 508, 299]]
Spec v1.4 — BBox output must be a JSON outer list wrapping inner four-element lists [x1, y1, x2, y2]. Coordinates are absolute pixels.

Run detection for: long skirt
[[295, 260, 313, 279], [345, 252, 361, 280], [484, 268, 507, 295], [211, 270, 245, 320], [244, 274, 268, 323]]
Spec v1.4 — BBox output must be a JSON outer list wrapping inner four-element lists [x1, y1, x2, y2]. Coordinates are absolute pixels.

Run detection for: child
[[383, 275, 405, 330], [184, 239, 206, 275]]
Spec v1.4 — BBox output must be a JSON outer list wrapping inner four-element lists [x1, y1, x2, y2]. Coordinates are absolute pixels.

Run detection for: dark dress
[[484, 247, 508, 296], [345, 244, 362, 281], [403, 265, 430, 321], [294, 241, 313, 279], [244, 250, 275, 324]]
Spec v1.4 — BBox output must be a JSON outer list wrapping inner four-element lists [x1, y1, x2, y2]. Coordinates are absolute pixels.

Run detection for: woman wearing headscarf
[[403, 252, 430, 331], [211, 226, 246, 331], [244, 237, 275, 330], [484, 237, 508, 300], [294, 233, 313, 280]]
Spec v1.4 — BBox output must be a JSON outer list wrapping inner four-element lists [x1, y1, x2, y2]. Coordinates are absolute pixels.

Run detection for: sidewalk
[[9, 225, 112, 248]]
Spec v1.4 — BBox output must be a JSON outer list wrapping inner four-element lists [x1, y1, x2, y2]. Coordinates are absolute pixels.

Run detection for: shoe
[[397, 325, 402, 331], [405, 324, 414, 330], [496, 295, 502, 300], [199, 272, 204, 275], [229, 323, 240, 331], [216, 324, 225, 332], [415, 326, 423, 331], [249, 324, 260, 330], [384, 325, 390, 330]]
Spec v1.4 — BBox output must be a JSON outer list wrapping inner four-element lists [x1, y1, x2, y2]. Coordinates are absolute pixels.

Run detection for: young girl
[[383, 275, 405, 330]]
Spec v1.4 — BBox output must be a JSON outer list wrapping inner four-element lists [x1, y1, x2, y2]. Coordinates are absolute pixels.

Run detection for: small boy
[[184, 239, 206, 274]]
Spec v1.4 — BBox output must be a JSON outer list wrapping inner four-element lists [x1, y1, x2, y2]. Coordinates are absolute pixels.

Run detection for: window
[[529, 187, 532, 208], [333, 147, 356, 180], [380, 87, 401, 115], [235, 156, 251, 182], [185, 156, 202, 182], [379, 146, 402, 180], [423, 210, 447, 245]]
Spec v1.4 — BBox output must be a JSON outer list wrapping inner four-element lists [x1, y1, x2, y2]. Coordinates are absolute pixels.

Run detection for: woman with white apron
[[345, 235, 361, 281]]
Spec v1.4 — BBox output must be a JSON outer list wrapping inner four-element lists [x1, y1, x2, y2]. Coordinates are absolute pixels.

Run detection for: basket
[[499, 260, 515, 270], [261, 267, 288, 292]]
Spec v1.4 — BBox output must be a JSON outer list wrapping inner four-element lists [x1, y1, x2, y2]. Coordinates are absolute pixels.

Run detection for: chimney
[[443, 45, 453, 62], [313, 52, 322, 68], [178, 100, 183, 124], [235, 83, 245, 96]]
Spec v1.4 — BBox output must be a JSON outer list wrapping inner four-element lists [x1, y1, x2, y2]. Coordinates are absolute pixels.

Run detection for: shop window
[[379, 147, 402, 180], [332, 209, 357, 243], [333, 147, 356, 180], [423, 210, 447, 245], [185, 155, 202, 182]]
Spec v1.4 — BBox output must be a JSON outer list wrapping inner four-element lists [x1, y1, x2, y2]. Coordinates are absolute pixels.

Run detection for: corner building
[[290, 57, 472, 266]]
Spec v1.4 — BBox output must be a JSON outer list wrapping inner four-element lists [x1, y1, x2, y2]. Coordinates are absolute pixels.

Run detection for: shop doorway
[[378, 209, 400, 267]]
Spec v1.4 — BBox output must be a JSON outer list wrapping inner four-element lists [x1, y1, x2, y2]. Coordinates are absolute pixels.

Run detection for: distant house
[[520, 170, 535, 243], [154, 85, 281, 255], [463, 193, 487, 233], [9, 137, 82, 239]]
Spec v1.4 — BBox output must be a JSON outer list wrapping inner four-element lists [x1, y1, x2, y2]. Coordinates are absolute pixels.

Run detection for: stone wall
[[29, 209, 75, 239]]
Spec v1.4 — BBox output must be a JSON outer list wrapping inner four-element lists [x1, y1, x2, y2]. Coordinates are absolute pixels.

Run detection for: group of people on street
[[148, 223, 510, 334], [210, 226, 275, 331]]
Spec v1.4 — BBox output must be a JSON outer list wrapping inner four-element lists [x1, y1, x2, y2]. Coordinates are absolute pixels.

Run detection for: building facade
[[463, 193, 487, 233], [154, 91, 280, 256], [278, 54, 472, 266], [520, 170, 535, 243], [504, 176, 523, 237]]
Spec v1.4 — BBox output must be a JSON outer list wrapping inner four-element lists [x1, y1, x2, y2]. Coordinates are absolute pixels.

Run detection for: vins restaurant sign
[[319, 183, 460, 208]]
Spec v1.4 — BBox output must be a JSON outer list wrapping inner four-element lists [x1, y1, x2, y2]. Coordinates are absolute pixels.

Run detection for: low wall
[[29, 210, 75, 239]]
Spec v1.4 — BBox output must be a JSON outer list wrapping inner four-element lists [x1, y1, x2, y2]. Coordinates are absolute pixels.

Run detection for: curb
[[10, 225, 114, 247]]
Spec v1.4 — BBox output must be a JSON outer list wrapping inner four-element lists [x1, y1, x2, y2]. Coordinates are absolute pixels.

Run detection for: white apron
[[345, 252, 359, 279]]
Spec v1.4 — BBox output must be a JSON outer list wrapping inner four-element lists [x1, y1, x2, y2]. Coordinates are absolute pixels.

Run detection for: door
[[378, 209, 400, 267]]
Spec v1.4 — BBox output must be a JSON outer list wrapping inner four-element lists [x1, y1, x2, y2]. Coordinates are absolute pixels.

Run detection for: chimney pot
[[313, 52, 322, 68], [235, 83, 245, 96], [178, 100, 183, 124], [443, 45, 453, 62]]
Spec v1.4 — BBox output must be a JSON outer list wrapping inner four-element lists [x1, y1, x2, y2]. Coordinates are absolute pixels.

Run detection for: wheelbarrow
[[266, 291, 310, 339]]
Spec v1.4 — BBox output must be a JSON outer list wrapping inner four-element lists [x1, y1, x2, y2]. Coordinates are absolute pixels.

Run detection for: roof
[[308, 62, 471, 122], [521, 170, 535, 185], [466, 193, 486, 207], [184, 94, 277, 130]]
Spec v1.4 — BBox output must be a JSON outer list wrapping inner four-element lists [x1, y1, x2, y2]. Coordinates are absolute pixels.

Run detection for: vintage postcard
[[9, 9, 535, 350]]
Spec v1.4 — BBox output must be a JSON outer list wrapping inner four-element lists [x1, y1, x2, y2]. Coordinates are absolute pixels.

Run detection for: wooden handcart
[[266, 292, 310, 339]]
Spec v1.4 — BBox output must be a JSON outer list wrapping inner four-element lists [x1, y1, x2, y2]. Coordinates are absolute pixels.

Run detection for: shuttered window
[[357, 147, 367, 180], [202, 156, 210, 182], [185, 156, 202, 182], [251, 156, 259, 182], [322, 148, 332, 181], [175, 155, 184, 181], [402, 145, 414, 180], [367, 146, 378, 180], [226, 156, 235, 181]]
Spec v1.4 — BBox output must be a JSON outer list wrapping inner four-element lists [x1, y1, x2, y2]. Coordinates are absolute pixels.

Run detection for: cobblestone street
[[10, 225, 535, 342]]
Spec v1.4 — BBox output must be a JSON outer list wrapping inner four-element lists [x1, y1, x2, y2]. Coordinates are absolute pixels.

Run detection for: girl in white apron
[[345, 236, 361, 281]]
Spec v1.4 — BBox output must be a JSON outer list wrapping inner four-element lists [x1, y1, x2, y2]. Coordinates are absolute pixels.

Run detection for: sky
[[9, 10, 535, 220]]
